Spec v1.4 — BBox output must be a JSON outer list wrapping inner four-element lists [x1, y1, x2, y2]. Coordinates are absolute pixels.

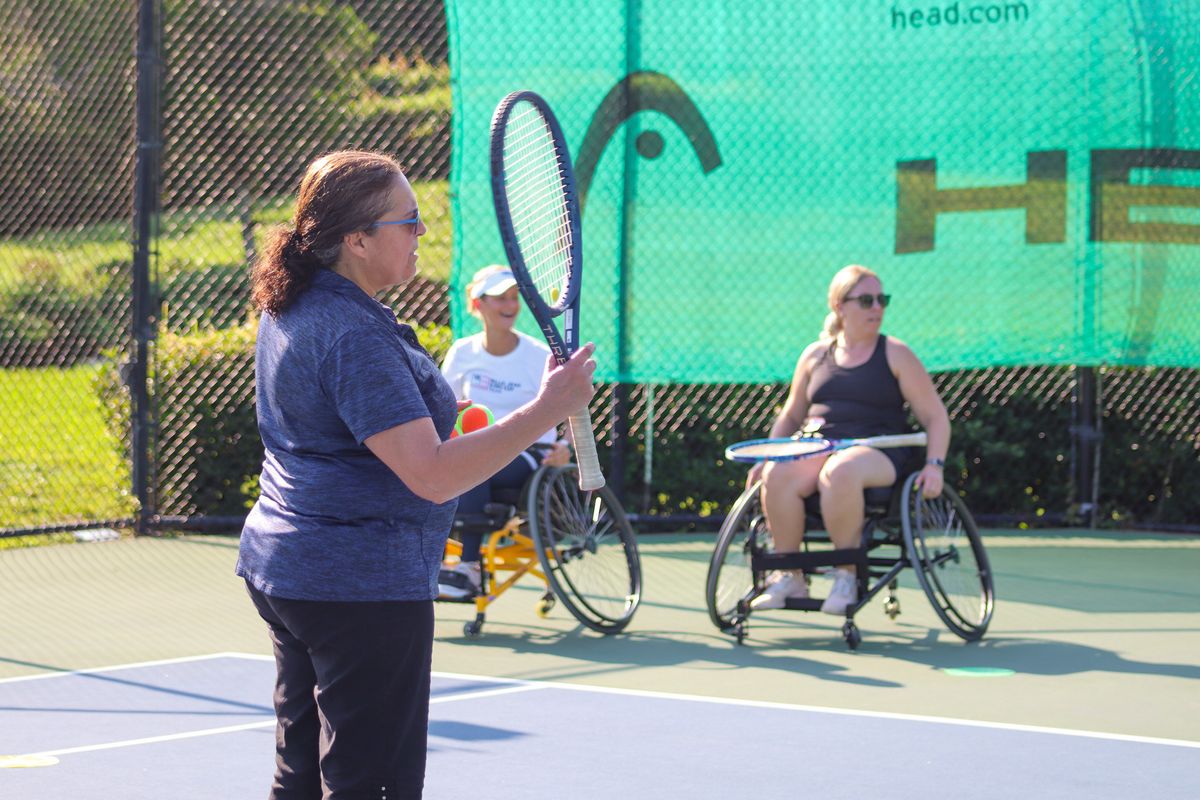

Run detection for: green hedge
[[97, 320, 454, 518], [1099, 412, 1200, 526], [96, 323, 260, 518], [605, 387, 1199, 528], [96, 328, 1199, 527], [0, 262, 128, 367], [1, 261, 255, 368], [160, 265, 254, 333]]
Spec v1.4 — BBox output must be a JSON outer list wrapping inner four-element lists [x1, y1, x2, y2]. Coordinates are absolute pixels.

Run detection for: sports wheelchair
[[439, 463, 642, 639], [705, 471, 994, 649]]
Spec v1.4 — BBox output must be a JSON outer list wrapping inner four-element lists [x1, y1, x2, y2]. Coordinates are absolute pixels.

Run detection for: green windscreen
[[446, 1, 1200, 382]]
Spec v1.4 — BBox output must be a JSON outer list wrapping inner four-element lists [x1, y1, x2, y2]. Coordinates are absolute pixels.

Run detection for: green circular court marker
[[942, 667, 1015, 677], [0, 754, 59, 768]]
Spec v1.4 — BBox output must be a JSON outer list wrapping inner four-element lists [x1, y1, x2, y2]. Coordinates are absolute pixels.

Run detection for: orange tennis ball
[[452, 403, 494, 438]]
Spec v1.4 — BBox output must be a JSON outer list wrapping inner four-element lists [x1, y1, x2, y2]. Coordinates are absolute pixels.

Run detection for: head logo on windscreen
[[574, 71, 723, 215]]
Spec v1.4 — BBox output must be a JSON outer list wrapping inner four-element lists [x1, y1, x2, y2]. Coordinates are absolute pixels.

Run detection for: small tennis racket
[[725, 432, 928, 463], [490, 90, 604, 491]]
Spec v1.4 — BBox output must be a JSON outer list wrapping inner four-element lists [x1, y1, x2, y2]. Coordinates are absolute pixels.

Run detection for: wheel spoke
[[531, 466, 641, 632], [903, 476, 993, 641]]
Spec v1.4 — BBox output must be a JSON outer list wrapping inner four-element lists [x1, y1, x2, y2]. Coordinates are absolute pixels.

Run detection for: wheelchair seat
[[802, 484, 896, 520]]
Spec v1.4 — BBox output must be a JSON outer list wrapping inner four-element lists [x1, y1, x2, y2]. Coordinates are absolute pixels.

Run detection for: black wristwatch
[[926, 457, 945, 468]]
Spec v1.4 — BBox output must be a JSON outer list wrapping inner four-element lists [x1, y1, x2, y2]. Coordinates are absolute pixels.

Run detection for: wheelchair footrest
[[782, 597, 825, 612], [434, 594, 478, 604], [452, 510, 512, 531], [753, 549, 862, 572]]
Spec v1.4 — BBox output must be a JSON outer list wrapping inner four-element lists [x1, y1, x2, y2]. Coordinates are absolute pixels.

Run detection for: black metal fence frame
[[4, 1, 1193, 539]]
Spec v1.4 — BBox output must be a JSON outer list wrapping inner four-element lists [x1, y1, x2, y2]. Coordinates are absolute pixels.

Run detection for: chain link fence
[[2, 1, 1197, 538]]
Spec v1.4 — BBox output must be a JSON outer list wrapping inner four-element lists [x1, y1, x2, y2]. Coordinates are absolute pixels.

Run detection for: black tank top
[[806, 335, 907, 439]]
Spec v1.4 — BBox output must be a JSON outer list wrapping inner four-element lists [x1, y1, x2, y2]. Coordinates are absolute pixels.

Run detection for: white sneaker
[[438, 561, 482, 599], [821, 568, 858, 615], [750, 571, 810, 610]]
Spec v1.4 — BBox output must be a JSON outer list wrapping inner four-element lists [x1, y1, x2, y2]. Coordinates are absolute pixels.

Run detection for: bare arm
[[365, 344, 596, 504], [889, 338, 950, 496], [745, 344, 820, 487], [770, 343, 822, 438]]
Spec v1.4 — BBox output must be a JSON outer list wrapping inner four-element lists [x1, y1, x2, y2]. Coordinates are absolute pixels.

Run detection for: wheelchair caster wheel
[[734, 622, 747, 645], [536, 592, 556, 618], [884, 598, 900, 619], [842, 621, 861, 650], [463, 618, 484, 639]]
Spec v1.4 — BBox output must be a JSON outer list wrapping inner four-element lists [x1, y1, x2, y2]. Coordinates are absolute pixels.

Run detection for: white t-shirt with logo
[[440, 331, 556, 445]]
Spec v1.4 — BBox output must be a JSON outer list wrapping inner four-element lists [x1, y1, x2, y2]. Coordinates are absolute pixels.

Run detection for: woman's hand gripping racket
[[490, 90, 604, 490], [725, 432, 928, 463]]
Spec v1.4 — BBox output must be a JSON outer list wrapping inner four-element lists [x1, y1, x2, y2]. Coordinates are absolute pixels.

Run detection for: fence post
[[1070, 366, 1101, 527], [609, 1, 643, 505], [131, 0, 162, 534], [238, 188, 256, 264]]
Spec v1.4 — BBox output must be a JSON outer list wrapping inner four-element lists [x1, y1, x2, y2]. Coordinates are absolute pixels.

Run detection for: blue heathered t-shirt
[[237, 269, 458, 601]]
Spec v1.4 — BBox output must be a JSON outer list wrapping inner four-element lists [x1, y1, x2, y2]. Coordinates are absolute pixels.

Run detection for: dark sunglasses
[[844, 293, 891, 309]]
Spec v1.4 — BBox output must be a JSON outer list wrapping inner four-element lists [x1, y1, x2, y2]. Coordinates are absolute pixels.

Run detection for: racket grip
[[567, 407, 605, 490], [870, 433, 929, 448]]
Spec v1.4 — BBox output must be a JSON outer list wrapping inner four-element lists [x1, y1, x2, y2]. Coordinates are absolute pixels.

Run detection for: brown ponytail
[[252, 151, 404, 315]]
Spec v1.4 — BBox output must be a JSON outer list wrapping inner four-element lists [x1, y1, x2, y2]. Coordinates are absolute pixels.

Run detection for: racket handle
[[866, 433, 929, 449], [567, 407, 606, 490]]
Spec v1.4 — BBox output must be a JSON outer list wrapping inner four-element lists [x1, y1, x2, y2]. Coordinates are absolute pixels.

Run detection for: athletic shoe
[[438, 561, 482, 600], [821, 568, 858, 615], [749, 571, 810, 610]]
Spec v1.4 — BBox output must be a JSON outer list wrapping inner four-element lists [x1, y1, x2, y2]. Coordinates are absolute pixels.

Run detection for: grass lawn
[[0, 179, 453, 534], [0, 365, 133, 531], [0, 179, 453, 289]]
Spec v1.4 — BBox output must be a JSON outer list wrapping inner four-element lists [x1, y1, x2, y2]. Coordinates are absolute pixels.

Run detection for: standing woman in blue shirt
[[239, 150, 596, 800]]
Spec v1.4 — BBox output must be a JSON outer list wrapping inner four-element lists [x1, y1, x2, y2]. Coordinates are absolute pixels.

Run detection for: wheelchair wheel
[[528, 465, 642, 634], [901, 473, 994, 641], [705, 480, 769, 632]]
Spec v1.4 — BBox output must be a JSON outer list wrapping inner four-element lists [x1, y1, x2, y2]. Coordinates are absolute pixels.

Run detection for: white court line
[[2, 653, 541, 761], [0, 652, 260, 685], [8, 654, 1196, 756], [13, 686, 547, 762], [431, 684, 547, 704], [28, 720, 275, 759], [430, 669, 1200, 751]]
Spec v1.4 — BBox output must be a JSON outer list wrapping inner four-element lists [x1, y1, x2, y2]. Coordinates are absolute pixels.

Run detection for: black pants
[[454, 451, 537, 561], [246, 583, 434, 800]]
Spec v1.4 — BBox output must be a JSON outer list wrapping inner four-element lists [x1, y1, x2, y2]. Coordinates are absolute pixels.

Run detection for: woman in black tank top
[[748, 265, 951, 616]]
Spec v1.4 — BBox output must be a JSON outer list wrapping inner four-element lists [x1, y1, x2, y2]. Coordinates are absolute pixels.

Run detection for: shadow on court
[[437, 623, 907, 688], [855, 635, 1200, 680]]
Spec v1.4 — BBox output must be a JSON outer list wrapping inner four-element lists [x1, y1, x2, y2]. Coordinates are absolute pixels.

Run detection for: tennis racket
[[490, 90, 604, 491], [725, 432, 928, 463]]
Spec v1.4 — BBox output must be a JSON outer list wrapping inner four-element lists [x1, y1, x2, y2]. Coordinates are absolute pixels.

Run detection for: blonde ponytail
[[820, 264, 880, 343]]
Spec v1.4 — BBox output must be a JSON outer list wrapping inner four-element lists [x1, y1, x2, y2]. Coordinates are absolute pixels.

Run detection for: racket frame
[[725, 432, 929, 464], [489, 90, 604, 490]]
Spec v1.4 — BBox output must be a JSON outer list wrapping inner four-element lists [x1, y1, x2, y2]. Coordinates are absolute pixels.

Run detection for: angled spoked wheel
[[901, 473, 994, 641], [705, 480, 768, 633], [528, 465, 642, 634]]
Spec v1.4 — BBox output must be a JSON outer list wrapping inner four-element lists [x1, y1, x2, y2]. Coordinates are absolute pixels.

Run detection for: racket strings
[[504, 142, 570, 290], [502, 105, 573, 301]]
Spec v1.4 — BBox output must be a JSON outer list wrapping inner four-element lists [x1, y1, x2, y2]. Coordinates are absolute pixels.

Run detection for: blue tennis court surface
[[1, 653, 1195, 799]]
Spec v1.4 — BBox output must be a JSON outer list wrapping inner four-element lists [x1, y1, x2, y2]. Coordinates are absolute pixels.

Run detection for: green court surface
[[1, 529, 1197, 744]]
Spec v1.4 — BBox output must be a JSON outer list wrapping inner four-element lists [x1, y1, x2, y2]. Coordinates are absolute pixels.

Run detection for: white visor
[[470, 269, 518, 299]]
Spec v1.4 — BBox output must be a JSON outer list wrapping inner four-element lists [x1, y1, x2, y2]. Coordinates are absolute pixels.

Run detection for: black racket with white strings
[[490, 90, 604, 490]]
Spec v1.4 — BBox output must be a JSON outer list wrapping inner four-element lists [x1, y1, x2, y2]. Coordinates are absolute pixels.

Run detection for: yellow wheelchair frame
[[438, 464, 643, 639], [440, 512, 558, 637]]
